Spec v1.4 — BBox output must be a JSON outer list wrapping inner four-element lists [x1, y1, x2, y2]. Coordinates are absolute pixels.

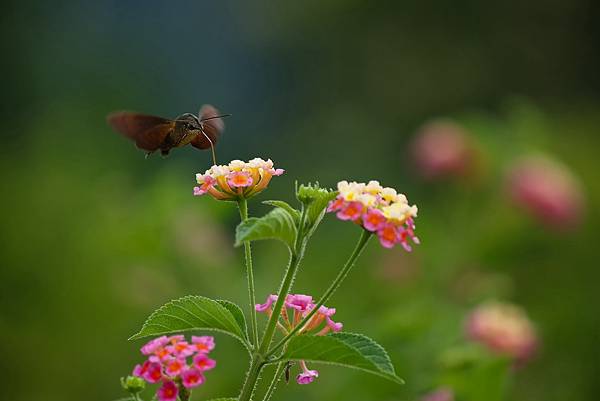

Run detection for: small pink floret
[[165, 358, 186, 376], [286, 294, 313, 311], [326, 317, 343, 332], [133, 360, 150, 377], [141, 336, 169, 355], [193, 354, 217, 371], [363, 208, 386, 232], [327, 197, 345, 212], [181, 368, 206, 389], [157, 380, 179, 401], [273, 168, 285, 176], [143, 362, 163, 383], [337, 201, 364, 221], [296, 367, 319, 384], [227, 171, 254, 188], [256, 294, 278, 312], [191, 336, 215, 353], [377, 224, 398, 249]]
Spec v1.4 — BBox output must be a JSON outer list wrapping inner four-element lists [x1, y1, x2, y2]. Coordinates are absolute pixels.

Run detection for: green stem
[[238, 355, 264, 401], [256, 205, 308, 355], [238, 198, 260, 348], [267, 230, 372, 357], [238, 206, 307, 401], [262, 362, 286, 401], [258, 251, 301, 355]]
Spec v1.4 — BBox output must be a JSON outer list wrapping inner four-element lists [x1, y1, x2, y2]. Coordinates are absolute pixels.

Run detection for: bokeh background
[[1, 1, 599, 400]]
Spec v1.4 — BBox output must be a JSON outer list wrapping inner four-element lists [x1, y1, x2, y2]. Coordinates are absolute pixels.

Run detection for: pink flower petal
[[181, 368, 206, 389], [157, 380, 179, 401], [191, 336, 215, 353], [193, 354, 217, 371], [256, 294, 278, 312]]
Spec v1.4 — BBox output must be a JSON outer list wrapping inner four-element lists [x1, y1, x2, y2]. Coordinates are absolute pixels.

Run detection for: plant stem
[[238, 198, 260, 348], [238, 205, 308, 400], [238, 355, 264, 401], [267, 229, 372, 357], [262, 362, 286, 401], [258, 251, 301, 355]]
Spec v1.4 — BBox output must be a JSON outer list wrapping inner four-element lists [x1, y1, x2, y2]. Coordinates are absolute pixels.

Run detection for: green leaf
[[216, 299, 248, 342], [235, 208, 297, 248], [281, 332, 404, 384], [129, 296, 249, 350], [262, 200, 301, 222]]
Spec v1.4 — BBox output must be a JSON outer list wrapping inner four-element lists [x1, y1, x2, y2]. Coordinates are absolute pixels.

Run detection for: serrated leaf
[[281, 332, 404, 384], [216, 299, 248, 342], [235, 208, 297, 248], [129, 296, 249, 349], [263, 200, 301, 222]]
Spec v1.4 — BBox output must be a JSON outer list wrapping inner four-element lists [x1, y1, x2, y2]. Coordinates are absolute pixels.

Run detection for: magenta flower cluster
[[132, 335, 216, 401], [256, 293, 343, 384]]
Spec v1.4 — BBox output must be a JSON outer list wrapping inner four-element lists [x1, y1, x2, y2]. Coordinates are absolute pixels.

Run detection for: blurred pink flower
[[507, 154, 584, 229], [466, 302, 538, 364], [420, 387, 454, 401], [411, 119, 473, 179]]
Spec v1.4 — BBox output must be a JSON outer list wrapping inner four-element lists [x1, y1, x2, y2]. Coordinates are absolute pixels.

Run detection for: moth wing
[[191, 104, 225, 150], [107, 112, 175, 151]]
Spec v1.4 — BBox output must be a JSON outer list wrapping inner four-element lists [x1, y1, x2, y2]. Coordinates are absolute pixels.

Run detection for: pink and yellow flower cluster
[[132, 334, 216, 401], [327, 180, 420, 250], [256, 293, 343, 384], [194, 158, 284, 201], [466, 302, 537, 364]]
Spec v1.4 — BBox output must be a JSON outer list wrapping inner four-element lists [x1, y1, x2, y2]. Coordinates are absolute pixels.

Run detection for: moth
[[107, 104, 229, 160], [284, 361, 293, 384]]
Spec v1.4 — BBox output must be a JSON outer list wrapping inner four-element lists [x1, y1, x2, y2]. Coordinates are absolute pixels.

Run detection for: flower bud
[[296, 182, 333, 205], [121, 375, 145, 394]]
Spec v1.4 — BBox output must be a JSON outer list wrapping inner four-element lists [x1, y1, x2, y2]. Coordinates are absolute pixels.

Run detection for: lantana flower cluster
[[327, 180, 419, 250], [466, 302, 537, 364], [132, 335, 216, 401], [256, 294, 343, 384], [194, 158, 284, 201]]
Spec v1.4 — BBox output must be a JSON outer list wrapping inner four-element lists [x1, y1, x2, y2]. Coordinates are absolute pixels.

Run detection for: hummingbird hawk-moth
[[107, 104, 229, 160]]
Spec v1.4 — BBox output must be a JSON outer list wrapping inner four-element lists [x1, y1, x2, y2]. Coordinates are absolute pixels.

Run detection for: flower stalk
[[238, 198, 260, 348]]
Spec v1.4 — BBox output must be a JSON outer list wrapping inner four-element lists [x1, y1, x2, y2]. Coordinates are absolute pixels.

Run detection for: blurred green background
[[1, 1, 599, 400]]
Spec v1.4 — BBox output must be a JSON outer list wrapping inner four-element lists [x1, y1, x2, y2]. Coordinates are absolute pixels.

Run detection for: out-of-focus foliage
[[0, 1, 599, 401]]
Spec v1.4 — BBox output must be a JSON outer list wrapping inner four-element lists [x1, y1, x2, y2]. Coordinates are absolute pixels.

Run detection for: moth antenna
[[200, 114, 232, 122]]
